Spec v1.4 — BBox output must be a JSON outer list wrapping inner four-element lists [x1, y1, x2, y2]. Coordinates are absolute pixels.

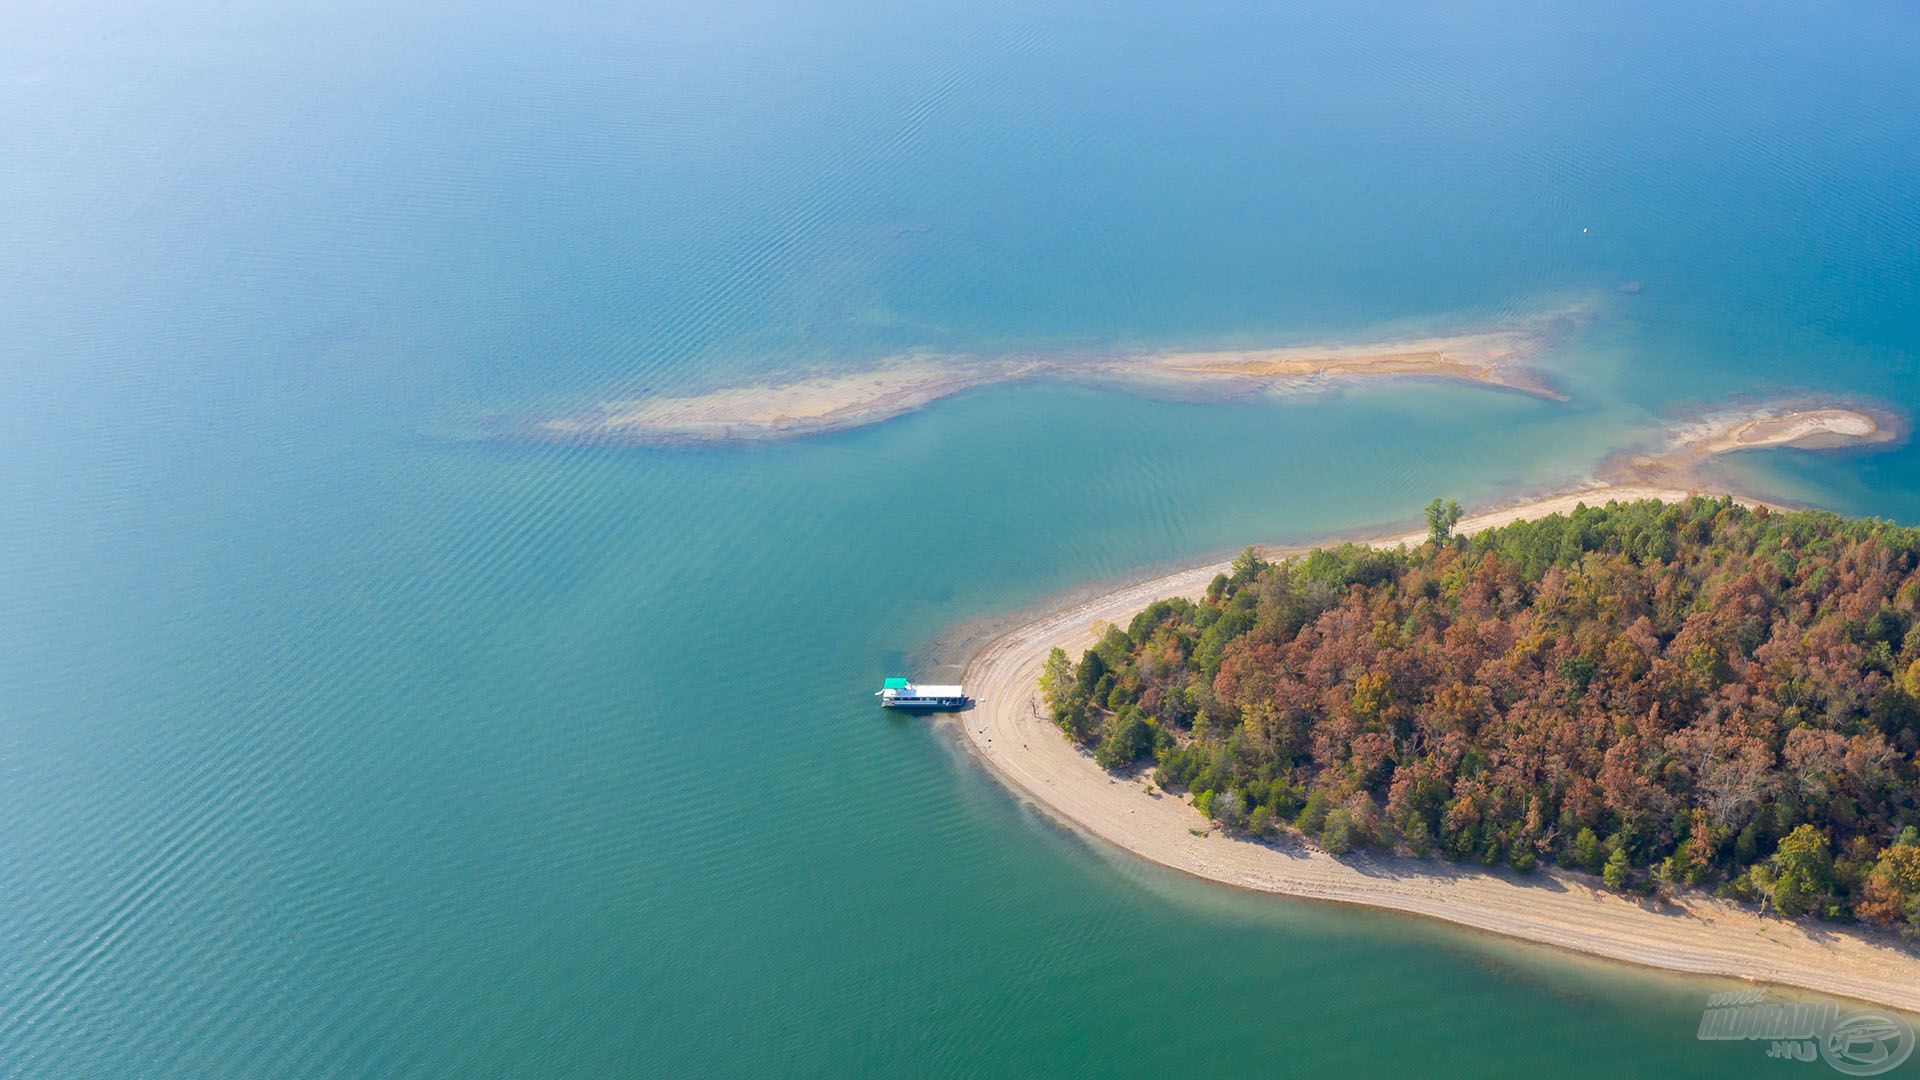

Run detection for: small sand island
[[525, 315, 1578, 445], [957, 403, 1920, 1012], [1604, 403, 1900, 489], [1692, 407, 1886, 453]]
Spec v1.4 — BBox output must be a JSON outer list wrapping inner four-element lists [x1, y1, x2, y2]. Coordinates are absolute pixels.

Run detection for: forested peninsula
[[1040, 497, 1920, 932]]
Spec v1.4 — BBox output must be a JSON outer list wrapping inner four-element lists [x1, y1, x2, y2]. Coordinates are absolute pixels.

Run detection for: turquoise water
[[4, 1, 1919, 1076]]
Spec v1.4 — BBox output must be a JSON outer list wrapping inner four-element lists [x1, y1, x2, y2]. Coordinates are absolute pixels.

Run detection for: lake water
[[3, 1, 1918, 1076]]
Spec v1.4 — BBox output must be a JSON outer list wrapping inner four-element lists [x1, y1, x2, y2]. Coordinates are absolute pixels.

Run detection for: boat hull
[[879, 697, 966, 710]]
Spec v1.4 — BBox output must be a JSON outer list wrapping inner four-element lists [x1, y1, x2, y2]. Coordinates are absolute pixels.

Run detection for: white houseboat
[[876, 677, 966, 710]]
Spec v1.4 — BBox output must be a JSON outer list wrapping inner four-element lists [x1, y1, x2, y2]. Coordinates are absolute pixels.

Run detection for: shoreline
[[951, 409, 1920, 1013]]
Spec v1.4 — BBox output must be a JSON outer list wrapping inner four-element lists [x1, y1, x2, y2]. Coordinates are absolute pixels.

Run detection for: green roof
[[882, 677, 911, 689]]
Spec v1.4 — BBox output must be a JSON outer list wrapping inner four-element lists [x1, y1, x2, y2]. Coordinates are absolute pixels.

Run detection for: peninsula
[[958, 404, 1920, 1011]]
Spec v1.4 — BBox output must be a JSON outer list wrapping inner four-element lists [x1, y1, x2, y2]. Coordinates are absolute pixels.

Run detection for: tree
[[1094, 709, 1151, 770], [1321, 808, 1357, 854], [1230, 546, 1267, 585], [1768, 825, 1835, 918], [1247, 804, 1277, 837], [1073, 649, 1107, 702], [1296, 789, 1333, 835], [1404, 815, 1434, 856], [1734, 819, 1764, 866], [1573, 827, 1603, 874], [1857, 841, 1920, 930], [1210, 788, 1248, 833], [1603, 847, 1631, 890], [1039, 647, 1073, 711], [1425, 498, 1464, 545], [1040, 647, 1094, 741]]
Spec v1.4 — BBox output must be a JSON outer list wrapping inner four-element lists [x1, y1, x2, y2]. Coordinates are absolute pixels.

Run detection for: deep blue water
[[3, 1, 1918, 1076]]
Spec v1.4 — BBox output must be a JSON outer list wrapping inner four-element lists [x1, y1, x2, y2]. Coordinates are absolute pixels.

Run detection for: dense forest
[[1040, 497, 1920, 930]]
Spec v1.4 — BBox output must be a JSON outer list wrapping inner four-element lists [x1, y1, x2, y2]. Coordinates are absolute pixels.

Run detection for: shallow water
[[3, 0, 1918, 1076]]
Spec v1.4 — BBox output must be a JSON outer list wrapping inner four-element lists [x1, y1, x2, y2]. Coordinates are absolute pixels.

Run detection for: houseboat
[[876, 677, 967, 710]]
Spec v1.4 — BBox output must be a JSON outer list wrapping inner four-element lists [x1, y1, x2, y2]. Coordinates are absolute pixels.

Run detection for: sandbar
[[524, 315, 1582, 445]]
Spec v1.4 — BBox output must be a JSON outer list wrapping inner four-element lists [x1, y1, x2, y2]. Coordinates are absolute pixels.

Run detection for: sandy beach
[[954, 408, 1920, 1012]]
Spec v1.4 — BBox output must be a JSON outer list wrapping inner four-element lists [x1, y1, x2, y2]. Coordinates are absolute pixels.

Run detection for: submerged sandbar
[[523, 311, 1586, 446]]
